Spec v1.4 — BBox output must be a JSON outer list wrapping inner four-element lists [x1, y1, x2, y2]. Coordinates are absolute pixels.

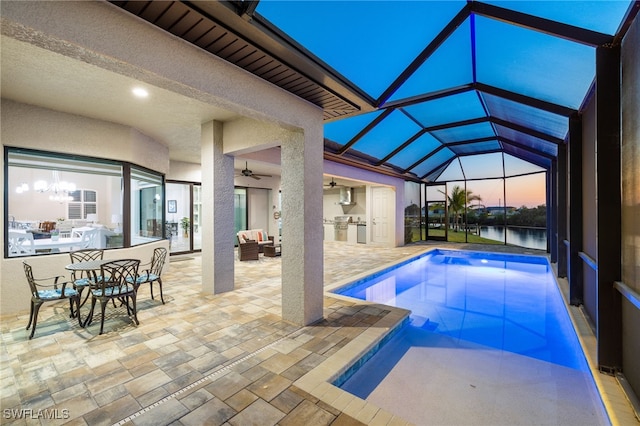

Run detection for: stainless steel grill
[[334, 216, 352, 241]]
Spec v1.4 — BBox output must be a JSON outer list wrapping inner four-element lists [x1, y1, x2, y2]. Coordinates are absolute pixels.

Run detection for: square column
[[201, 120, 235, 294], [280, 128, 324, 325]]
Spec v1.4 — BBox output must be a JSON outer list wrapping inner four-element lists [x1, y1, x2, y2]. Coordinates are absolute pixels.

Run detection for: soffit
[[109, 0, 639, 183], [109, 0, 372, 121]]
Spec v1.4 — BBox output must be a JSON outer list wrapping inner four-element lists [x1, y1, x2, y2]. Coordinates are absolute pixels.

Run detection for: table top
[[65, 260, 109, 271], [34, 237, 84, 249]]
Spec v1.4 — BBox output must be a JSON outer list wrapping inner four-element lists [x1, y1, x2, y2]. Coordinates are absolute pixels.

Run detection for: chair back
[[150, 248, 168, 276], [97, 259, 140, 297], [69, 249, 104, 263], [22, 262, 39, 299], [80, 229, 99, 248], [69, 249, 104, 283], [39, 221, 57, 233], [9, 230, 35, 256]]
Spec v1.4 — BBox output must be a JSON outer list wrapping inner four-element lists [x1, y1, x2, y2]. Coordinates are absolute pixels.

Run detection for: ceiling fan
[[324, 177, 340, 188], [237, 161, 272, 180]]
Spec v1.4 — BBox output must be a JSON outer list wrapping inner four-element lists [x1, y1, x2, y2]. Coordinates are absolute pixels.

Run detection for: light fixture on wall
[[33, 171, 76, 201], [15, 183, 29, 194], [111, 214, 122, 233]]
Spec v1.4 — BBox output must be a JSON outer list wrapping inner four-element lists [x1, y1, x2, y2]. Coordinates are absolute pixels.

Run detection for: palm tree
[[441, 185, 482, 231]]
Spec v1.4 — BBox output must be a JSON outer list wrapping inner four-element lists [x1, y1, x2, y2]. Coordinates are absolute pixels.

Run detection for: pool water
[[333, 249, 609, 425], [335, 249, 585, 369]]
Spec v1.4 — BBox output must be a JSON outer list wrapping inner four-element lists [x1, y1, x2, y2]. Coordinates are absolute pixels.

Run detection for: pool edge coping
[[553, 267, 639, 425]]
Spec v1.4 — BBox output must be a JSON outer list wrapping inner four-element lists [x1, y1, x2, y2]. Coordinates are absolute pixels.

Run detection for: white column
[[201, 120, 235, 294], [280, 127, 324, 325]]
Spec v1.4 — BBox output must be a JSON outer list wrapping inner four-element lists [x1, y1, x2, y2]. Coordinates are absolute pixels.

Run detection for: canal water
[[479, 226, 547, 250]]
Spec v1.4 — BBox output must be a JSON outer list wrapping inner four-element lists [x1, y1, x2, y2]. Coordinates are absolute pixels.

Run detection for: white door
[[371, 186, 392, 244]]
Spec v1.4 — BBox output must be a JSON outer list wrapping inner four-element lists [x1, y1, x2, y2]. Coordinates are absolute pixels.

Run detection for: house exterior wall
[[0, 100, 171, 315], [1, 0, 325, 323]]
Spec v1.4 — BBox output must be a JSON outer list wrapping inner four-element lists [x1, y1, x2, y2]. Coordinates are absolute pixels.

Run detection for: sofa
[[237, 229, 274, 260]]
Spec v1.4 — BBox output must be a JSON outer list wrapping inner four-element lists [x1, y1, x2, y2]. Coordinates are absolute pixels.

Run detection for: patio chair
[[23, 262, 81, 339], [8, 230, 34, 256], [84, 259, 140, 335], [237, 236, 259, 261], [68, 249, 105, 314], [134, 247, 167, 304], [79, 228, 99, 248]]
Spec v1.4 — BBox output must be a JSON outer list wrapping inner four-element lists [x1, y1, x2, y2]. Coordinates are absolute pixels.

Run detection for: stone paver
[[3, 241, 623, 426]]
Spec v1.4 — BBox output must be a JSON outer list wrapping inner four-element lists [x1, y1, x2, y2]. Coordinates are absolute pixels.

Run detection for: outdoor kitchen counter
[[323, 223, 335, 241], [347, 223, 358, 245]]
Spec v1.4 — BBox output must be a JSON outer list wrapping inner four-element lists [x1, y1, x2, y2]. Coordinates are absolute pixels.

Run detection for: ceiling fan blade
[[253, 174, 272, 178], [250, 175, 261, 180]]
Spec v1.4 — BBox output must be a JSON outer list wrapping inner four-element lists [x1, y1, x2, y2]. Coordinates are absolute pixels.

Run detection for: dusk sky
[[419, 172, 546, 209]]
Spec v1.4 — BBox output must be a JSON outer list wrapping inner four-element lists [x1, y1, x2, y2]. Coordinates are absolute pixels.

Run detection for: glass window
[[166, 182, 196, 254], [68, 189, 98, 219], [6, 148, 123, 257], [234, 187, 247, 243], [193, 184, 201, 251], [130, 166, 164, 246]]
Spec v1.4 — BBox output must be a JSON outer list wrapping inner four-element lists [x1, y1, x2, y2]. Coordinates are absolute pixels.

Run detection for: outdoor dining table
[[65, 259, 109, 279], [35, 237, 85, 251], [65, 259, 110, 319]]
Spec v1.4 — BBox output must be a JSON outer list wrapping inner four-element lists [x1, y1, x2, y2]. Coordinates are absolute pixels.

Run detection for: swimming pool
[[332, 249, 609, 425]]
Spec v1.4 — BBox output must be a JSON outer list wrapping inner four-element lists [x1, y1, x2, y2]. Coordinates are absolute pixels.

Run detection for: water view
[[479, 225, 547, 250]]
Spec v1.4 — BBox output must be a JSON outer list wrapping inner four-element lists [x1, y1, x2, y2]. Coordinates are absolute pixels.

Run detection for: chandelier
[[16, 171, 77, 201]]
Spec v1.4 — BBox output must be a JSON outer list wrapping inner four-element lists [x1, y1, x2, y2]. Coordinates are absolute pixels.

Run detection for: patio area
[[0, 242, 636, 425]]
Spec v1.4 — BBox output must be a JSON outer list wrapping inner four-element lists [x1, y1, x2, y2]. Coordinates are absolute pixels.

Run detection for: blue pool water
[[334, 249, 587, 371], [332, 249, 608, 425]]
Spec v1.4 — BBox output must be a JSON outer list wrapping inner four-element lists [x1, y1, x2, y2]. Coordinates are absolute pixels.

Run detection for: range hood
[[339, 187, 355, 206]]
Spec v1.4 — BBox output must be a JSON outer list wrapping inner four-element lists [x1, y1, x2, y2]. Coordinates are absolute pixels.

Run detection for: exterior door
[[371, 186, 392, 244], [166, 182, 200, 254]]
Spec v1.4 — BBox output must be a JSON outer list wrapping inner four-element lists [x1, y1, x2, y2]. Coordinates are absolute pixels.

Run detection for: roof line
[[497, 137, 556, 159], [470, 1, 614, 47], [474, 83, 576, 117], [382, 83, 575, 117], [376, 3, 472, 106], [612, 1, 640, 46], [380, 85, 474, 109], [336, 109, 394, 155], [429, 162, 450, 182], [491, 117, 564, 145], [502, 148, 550, 170], [420, 157, 454, 181], [404, 145, 448, 174], [376, 128, 429, 166], [445, 136, 496, 147], [323, 151, 421, 183]]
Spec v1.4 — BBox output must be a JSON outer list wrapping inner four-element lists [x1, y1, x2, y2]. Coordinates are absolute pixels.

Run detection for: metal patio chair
[[23, 262, 81, 339]]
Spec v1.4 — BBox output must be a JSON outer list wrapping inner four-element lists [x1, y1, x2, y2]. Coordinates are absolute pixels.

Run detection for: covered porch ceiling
[[110, 1, 638, 183]]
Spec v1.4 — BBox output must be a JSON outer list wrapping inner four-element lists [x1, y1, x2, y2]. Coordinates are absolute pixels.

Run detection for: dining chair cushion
[[73, 275, 107, 287], [135, 273, 159, 284], [73, 278, 92, 287], [38, 288, 78, 300], [91, 285, 135, 297]]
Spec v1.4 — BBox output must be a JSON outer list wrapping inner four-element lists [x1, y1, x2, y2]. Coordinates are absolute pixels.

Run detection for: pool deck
[[1, 241, 637, 425]]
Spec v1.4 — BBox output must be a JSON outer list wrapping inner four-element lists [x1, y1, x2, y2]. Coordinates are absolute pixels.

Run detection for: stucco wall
[[0, 100, 171, 316], [1, 99, 170, 173], [323, 160, 405, 246]]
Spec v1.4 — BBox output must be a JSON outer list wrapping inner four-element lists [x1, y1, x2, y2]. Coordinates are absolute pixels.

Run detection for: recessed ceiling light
[[132, 87, 149, 98]]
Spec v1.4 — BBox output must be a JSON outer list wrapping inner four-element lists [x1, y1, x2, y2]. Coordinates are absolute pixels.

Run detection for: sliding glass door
[[166, 181, 200, 255]]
